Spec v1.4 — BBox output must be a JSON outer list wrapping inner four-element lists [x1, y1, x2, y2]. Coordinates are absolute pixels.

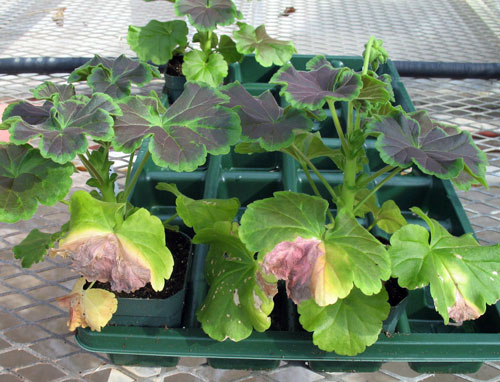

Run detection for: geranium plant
[[0, 55, 241, 331], [162, 37, 500, 356], [127, 0, 296, 87]]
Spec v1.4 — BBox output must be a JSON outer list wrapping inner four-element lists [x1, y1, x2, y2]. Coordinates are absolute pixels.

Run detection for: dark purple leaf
[[68, 55, 161, 99], [270, 64, 362, 111], [2, 101, 52, 125], [175, 0, 240, 31], [368, 110, 487, 184], [221, 83, 311, 150], [305, 55, 332, 71], [113, 83, 240, 172], [32, 82, 75, 102], [8, 94, 117, 164]]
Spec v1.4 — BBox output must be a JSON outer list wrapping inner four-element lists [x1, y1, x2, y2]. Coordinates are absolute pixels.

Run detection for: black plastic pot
[[105, 231, 192, 367], [162, 73, 186, 105]]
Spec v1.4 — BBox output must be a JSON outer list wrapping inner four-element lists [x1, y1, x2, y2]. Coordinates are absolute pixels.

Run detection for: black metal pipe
[[393, 61, 500, 79], [0, 57, 498, 79]]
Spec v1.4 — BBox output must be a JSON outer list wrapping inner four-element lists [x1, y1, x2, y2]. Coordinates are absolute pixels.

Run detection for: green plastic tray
[[76, 55, 498, 373]]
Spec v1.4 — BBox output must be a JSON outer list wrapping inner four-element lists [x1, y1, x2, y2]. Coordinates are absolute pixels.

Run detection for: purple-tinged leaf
[[368, 110, 487, 184], [175, 0, 240, 31], [68, 55, 161, 99], [305, 55, 333, 71], [262, 236, 324, 304], [412, 111, 487, 190], [32, 81, 75, 102], [221, 83, 311, 150], [0, 144, 74, 223], [1, 101, 51, 126], [7, 94, 117, 164], [113, 83, 240, 171], [270, 63, 362, 111]]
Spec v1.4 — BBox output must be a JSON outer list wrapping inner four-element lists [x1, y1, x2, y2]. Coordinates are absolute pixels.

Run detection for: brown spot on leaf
[[448, 289, 480, 324]]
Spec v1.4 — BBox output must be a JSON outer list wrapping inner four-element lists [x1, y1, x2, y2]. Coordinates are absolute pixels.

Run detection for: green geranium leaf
[[182, 50, 228, 87], [270, 60, 362, 111], [315, 211, 390, 305], [114, 84, 240, 171], [127, 20, 188, 65], [175, 0, 240, 31], [234, 141, 266, 154], [218, 35, 243, 63], [32, 82, 75, 103], [68, 55, 161, 98], [298, 288, 390, 355], [368, 110, 487, 188], [233, 23, 295, 67], [13, 224, 69, 267], [57, 191, 173, 293], [0, 144, 74, 223], [390, 207, 500, 324], [282, 130, 344, 169], [195, 221, 276, 341], [239, 191, 328, 254], [156, 182, 240, 232], [373, 200, 407, 234], [7, 94, 117, 164], [221, 83, 312, 150]]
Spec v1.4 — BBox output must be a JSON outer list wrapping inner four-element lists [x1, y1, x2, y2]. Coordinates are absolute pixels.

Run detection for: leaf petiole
[[353, 167, 401, 215]]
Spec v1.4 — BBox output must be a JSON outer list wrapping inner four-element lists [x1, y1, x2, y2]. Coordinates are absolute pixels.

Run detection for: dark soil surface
[[91, 230, 191, 299], [166, 55, 184, 76], [385, 277, 409, 306]]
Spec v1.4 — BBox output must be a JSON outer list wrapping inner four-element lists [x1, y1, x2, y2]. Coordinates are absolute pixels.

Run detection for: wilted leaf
[[233, 23, 295, 67], [56, 191, 173, 293], [372, 200, 407, 234], [239, 191, 328, 255], [57, 278, 118, 331], [389, 207, 500, 324], [298, 288, 390, 355], [262, 236, 324, 304], [0, 144, 73, 222], [128, 20, 188, 65], [113, 84, 240, 171], [221, 83, 311, 150]]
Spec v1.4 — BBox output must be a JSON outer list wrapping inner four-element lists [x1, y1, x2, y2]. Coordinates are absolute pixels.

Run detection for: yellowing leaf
[[57, 277, 118, 332]]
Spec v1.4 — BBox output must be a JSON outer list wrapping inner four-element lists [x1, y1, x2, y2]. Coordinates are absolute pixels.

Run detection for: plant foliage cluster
[[1, 0, 499, 356]]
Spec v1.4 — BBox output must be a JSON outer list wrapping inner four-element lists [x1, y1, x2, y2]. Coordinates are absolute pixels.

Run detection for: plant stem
[[362, 36, 376, 75], [59, 199, 69, 206], [78, 154, 103, 185], [290, 144, 338, 203], [358, 165, 396, 188], [353, 167, 400, 215], [124, 151, 135, 192], [122, 151, 151, 201], [163, 213, 179, 225], [326, 100, 348, 151], [203, 31, 213, 54], [298, 157, 335, 224], [340, 157, 358, 213], [347, 101, 353, 136]]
